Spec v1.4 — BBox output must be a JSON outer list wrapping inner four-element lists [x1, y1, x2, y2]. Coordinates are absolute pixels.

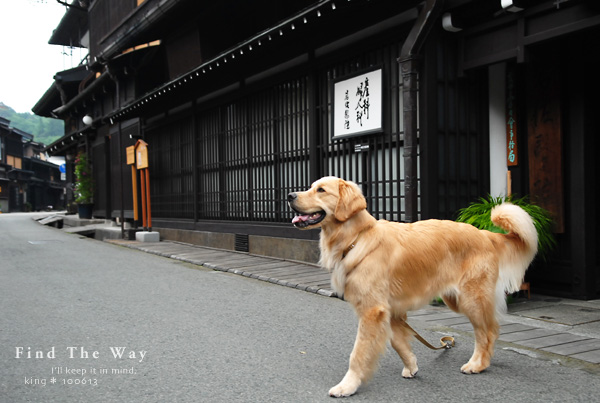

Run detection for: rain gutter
[[399, 0, 444, 222], [51, 71, 111, 117]]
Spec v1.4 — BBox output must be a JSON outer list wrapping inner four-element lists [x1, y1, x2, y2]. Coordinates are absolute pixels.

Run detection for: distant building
[[0, 117, 65, 212], [33, 0, 600, 299]]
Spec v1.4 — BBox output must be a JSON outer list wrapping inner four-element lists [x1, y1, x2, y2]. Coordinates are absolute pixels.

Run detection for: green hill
[[0, 102, 64, 146]]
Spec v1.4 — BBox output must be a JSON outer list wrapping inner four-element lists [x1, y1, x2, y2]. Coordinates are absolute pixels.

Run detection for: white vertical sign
[[332, 68, 383, 139]]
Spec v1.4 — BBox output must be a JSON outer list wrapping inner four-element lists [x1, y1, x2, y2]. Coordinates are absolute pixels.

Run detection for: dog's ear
[[334, 179, 366, 222]]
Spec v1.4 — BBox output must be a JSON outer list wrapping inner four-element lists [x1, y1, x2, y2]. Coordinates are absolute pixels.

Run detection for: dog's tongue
[[292, 214, 311, 224]]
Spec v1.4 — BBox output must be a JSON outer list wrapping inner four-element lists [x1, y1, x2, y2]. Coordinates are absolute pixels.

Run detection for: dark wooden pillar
[[567, 43, 598, 299]]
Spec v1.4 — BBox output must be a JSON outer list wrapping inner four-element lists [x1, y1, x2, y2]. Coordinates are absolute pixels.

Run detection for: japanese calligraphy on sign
[[506, 65, 518, 166], [332, 68, 382, 139]]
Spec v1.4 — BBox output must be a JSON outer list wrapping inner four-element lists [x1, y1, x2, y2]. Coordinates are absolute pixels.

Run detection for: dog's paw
[[328, 373, 361, 398], [460, 361, 485, 374], [328, 383, 358, 398], [402, 366, 418, 378]]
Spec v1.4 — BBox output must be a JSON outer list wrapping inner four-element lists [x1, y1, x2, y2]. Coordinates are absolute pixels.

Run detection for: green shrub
[[456, 195, 556, 259], [74, 151, 93, 204]]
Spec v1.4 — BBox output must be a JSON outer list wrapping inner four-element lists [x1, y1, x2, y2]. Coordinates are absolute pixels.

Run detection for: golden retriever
[[288, 177, 538, 397]]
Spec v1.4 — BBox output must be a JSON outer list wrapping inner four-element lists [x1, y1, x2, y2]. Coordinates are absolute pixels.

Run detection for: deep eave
[[45, 127, 89, 156], [33, 65, 93, 117], [109, 0, 419, 123], [48, 0, 88, 47]]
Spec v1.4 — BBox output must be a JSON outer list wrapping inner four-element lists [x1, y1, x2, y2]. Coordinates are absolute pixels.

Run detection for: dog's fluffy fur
[[288, 177, 538, 397]]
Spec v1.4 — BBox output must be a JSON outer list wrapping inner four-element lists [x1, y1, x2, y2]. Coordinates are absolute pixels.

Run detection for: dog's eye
[[317, 187, 325, 193]]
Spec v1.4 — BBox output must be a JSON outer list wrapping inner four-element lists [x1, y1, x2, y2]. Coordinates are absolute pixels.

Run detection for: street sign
[[126, 146, 135, 165], [135, 140, 149, 169]]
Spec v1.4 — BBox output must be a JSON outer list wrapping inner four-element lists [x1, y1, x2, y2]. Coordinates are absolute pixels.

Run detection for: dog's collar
[[342, 242, 356, 259], [341, 227, 371, 259]]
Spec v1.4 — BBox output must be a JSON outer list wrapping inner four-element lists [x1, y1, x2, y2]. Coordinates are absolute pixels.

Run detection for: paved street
[[1, 213, 599, 402]]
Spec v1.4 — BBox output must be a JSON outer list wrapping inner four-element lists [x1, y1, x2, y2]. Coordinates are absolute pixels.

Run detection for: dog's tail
[[491, 203, 538, 298]]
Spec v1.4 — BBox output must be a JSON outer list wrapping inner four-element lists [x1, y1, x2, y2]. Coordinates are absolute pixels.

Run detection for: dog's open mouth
[[291, 210, 326, 228]]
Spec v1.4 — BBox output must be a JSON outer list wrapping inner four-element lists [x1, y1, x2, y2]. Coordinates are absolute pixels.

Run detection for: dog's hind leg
[[459, 290, 499, 374], [329, 305, 391, 398], [390, 313, 419, 378]]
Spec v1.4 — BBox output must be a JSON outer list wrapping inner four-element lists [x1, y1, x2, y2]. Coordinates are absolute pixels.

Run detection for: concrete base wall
[[249, 235, 319, 264], [155, 226, 320, 264], [156, 227, 236, 251]]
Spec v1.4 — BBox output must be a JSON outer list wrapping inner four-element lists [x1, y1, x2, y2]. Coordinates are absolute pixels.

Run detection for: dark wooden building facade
[[34, 0, 599, 299], [0, 118, 65, 212]]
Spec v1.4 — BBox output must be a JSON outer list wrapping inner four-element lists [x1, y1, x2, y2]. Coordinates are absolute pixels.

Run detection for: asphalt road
[[1, 213, 598, 402]]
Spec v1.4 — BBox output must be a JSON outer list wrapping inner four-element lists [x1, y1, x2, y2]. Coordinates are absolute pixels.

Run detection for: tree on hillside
[[0, 102, 64, 145]]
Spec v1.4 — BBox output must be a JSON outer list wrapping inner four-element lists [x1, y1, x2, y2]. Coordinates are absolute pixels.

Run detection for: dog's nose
[[287, 192, 297, 202]]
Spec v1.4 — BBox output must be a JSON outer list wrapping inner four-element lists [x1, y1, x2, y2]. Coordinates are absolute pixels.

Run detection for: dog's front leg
[[329, 305, 390, 398]]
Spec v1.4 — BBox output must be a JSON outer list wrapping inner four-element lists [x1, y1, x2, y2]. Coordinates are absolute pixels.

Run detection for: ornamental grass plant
[[456, 195, 556, 259]]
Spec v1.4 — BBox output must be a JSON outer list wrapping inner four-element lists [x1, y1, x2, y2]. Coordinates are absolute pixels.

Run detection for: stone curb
[[109, 240, 337, 298]]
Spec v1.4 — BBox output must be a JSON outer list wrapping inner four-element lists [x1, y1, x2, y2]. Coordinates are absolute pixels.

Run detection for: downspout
[[107, 66, 125, 239], [398, 0, 444, 222]]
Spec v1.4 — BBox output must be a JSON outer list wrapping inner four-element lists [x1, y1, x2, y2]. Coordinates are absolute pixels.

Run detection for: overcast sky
[[0, 0, 83, 114]]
